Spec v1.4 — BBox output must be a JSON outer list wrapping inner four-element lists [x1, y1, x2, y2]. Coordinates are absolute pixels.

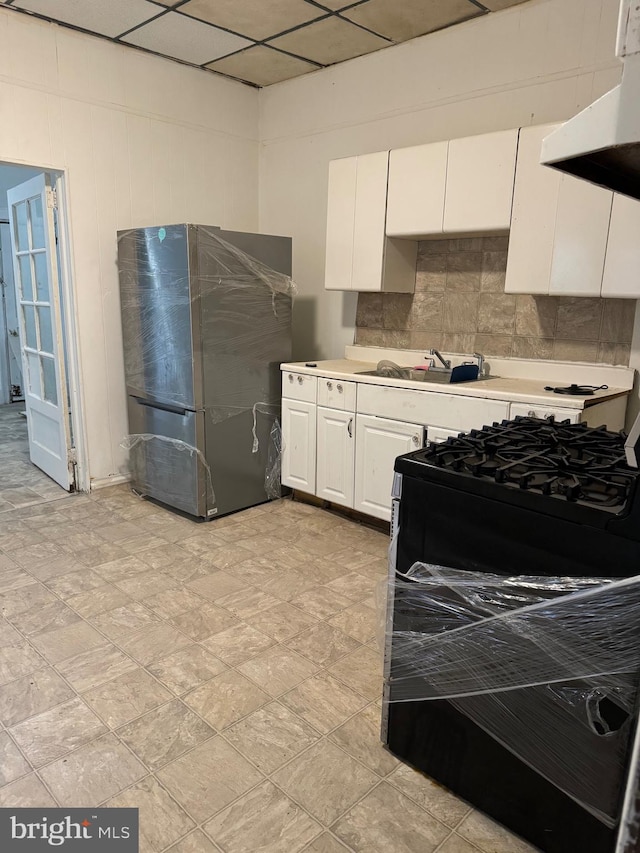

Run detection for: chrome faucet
[[429, 348, 451, 370], [473, 352, 485, 377]]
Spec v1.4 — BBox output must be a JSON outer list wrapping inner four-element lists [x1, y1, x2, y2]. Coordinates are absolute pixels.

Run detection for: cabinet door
[[505, 124, 561, 294], [354, 414, 423, 522], [324, 157, 357, 291], [601, 194, 640, 298], [549, 175, 612, 296], [316, 407, 355, 507], [352, 151, 390, 292], [443, 129, 518, 233], [386, 142, 447, 237], [281, 398, 316, 493]]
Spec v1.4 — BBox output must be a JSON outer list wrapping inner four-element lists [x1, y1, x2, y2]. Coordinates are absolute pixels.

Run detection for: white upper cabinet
[[505, 124, 561, 295], [386, 142, 448, 238], [548, 175, 612, 296], [324, 152, 416, 292], [443, 129, 518, 234], [601, 193, 640, 298]]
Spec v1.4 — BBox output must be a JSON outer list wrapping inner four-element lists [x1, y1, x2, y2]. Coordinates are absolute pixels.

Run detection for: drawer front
[[317, 377, 357, 410], [357, 384, 509, 432], [428, 425, 460, 444], [509, 402, 581, 424], [282, 371, 317, 403]]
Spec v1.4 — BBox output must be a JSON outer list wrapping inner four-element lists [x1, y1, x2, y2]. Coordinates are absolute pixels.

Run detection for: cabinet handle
[[288, 374, 294, 383], [412, 434, 421, 446], [337, 384, 343, 393], [528, 410, 536, 417], [297, 376, 304, 385], [327, 382, 333, 391], [347, 418, 353, 438]]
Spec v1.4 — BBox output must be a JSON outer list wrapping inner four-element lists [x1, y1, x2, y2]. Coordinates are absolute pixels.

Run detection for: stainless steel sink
[[355, 367, 489, 384]]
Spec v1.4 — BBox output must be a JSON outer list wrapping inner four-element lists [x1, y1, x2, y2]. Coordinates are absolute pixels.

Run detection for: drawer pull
[[297, 376, 304, 385], [327, 382, 333, 391], [288, 374, 294, 383], [347, 417, 353, 438], [337, 384, 343, 393]]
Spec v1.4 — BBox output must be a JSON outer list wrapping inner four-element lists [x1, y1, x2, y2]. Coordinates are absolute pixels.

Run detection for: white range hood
[[541, 0, 640, 200]]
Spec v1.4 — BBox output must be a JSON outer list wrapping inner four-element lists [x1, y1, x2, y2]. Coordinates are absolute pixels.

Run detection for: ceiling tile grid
[[1, 0, 532, 87]]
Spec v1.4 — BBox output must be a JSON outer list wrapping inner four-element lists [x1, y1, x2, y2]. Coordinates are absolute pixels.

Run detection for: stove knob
[[528, 410, 536, 417]]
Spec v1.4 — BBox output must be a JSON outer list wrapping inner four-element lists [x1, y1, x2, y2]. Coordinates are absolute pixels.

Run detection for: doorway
[[0, 162, 86, 508]]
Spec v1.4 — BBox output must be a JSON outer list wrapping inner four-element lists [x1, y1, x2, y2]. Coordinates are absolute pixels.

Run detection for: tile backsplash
[[355, 237, 636, 365]]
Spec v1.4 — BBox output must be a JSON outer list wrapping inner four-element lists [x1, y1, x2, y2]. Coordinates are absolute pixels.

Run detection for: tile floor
[[0, 477, 536, 852]]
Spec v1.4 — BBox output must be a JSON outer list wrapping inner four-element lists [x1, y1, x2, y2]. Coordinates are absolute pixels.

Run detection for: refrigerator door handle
[[132, 396, 188, 416]]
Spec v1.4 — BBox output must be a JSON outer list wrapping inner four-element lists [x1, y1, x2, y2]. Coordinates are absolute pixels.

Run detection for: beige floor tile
[[120, 624, 192, 666], [118, 532, 164, 555], [66, 585, 131, 618], [148, 645, 227, 695], [281, 673, 368, 734], [388, 764, 471, 828], [457, 810, 537, 853], [29, 620, 105, 664], [304, 834, 352, 853], [7, 600, 81, 636], [324, 548, 373, 572], [310, 559, 354, 584], [204, 780, 321, 853], [273, 740, 378, 826], [225, 701, 320, 773], [0, 731, 31, 785], [295, 533, 345, 557], [0, 639, 47, 685], [0, 582, 58, 618], [138, 544, 192, 570], [216, 588, 281, 620], [7, 541, 65, 568], [324, 572, 376, 602], [143, 588, 205, 620], [437, 835, 481, 853], [93, 555, 151, 583], [327, 646, 383, 700], [333, 782, 450, 852], [115, 571, 178, 601], [0, 566, 37, 596], [0, 773, 57, 807], [0, 666, 74, 726], [285, 623, 361, 667], [45, 568, 106, 599], [201, 623, 275, 666], [290, 588, 352, 620], [10, 697, 108, 767], [249, 602, 318, 642], [83, 668, 172, 728], [184, 670, 270, 729], [157, 737, 263, 823], [39, 733, 146, 806], [166, 830, 218, 853], [95, 521, 143, 543], [238, 646, 318, 697], [30, 557, 87, 582], [118, 699, 215, 769], [208, 545, 255, 571], [91, 602, 161, 640], [328, 601, 377, 644], [187, 572, 249, 603], [107, 776, 195, 852], [55, 643, 138, 692], [329, 705, 399, 777], [260, 568, 319, 602], [75, 542, 127, 568], [169, 602, 238, 641]]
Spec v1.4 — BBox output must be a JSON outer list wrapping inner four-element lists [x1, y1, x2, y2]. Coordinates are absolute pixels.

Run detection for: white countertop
[[281, 356, 632, 409]]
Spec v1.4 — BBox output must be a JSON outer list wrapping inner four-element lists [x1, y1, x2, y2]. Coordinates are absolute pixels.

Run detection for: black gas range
[[383, 416, 640, 853]]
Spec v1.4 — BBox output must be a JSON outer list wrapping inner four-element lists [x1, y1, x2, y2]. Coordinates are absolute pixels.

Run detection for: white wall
[[0, 7, 259, 485], [259, 0, 623, 362]]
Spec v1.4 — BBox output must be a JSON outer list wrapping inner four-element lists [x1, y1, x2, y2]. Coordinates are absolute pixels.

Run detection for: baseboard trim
[[90, 474, 131, 491]]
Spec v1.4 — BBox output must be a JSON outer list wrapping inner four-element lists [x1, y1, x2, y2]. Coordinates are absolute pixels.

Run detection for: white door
[[316, 406, 355, 508], [281, 398, 316, 494], [8, 174, 73, 490], [354, 413, 423, 522]]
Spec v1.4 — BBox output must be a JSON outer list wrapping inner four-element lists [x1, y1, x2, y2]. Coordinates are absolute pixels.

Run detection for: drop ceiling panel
[[268, 16, 389, 66], [122, 11, 254, 65], [180, 0, 327, 41], [207, 45, 319, 86], [10, 0, 160, 38], [343, 0, 483, 42]]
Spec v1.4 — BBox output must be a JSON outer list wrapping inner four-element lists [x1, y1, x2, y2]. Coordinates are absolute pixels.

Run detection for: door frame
[[2, 161, 88, 492]]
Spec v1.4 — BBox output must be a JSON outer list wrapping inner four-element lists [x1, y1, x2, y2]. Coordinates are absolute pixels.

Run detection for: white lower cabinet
[[281, 398, 316, 493], [428, 426, 460, 443], [354, 414, 424, 522], [316, 407, 355, 507]]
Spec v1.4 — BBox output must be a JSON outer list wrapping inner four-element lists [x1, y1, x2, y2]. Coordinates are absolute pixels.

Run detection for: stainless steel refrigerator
[[117, 224, 292, 519]]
